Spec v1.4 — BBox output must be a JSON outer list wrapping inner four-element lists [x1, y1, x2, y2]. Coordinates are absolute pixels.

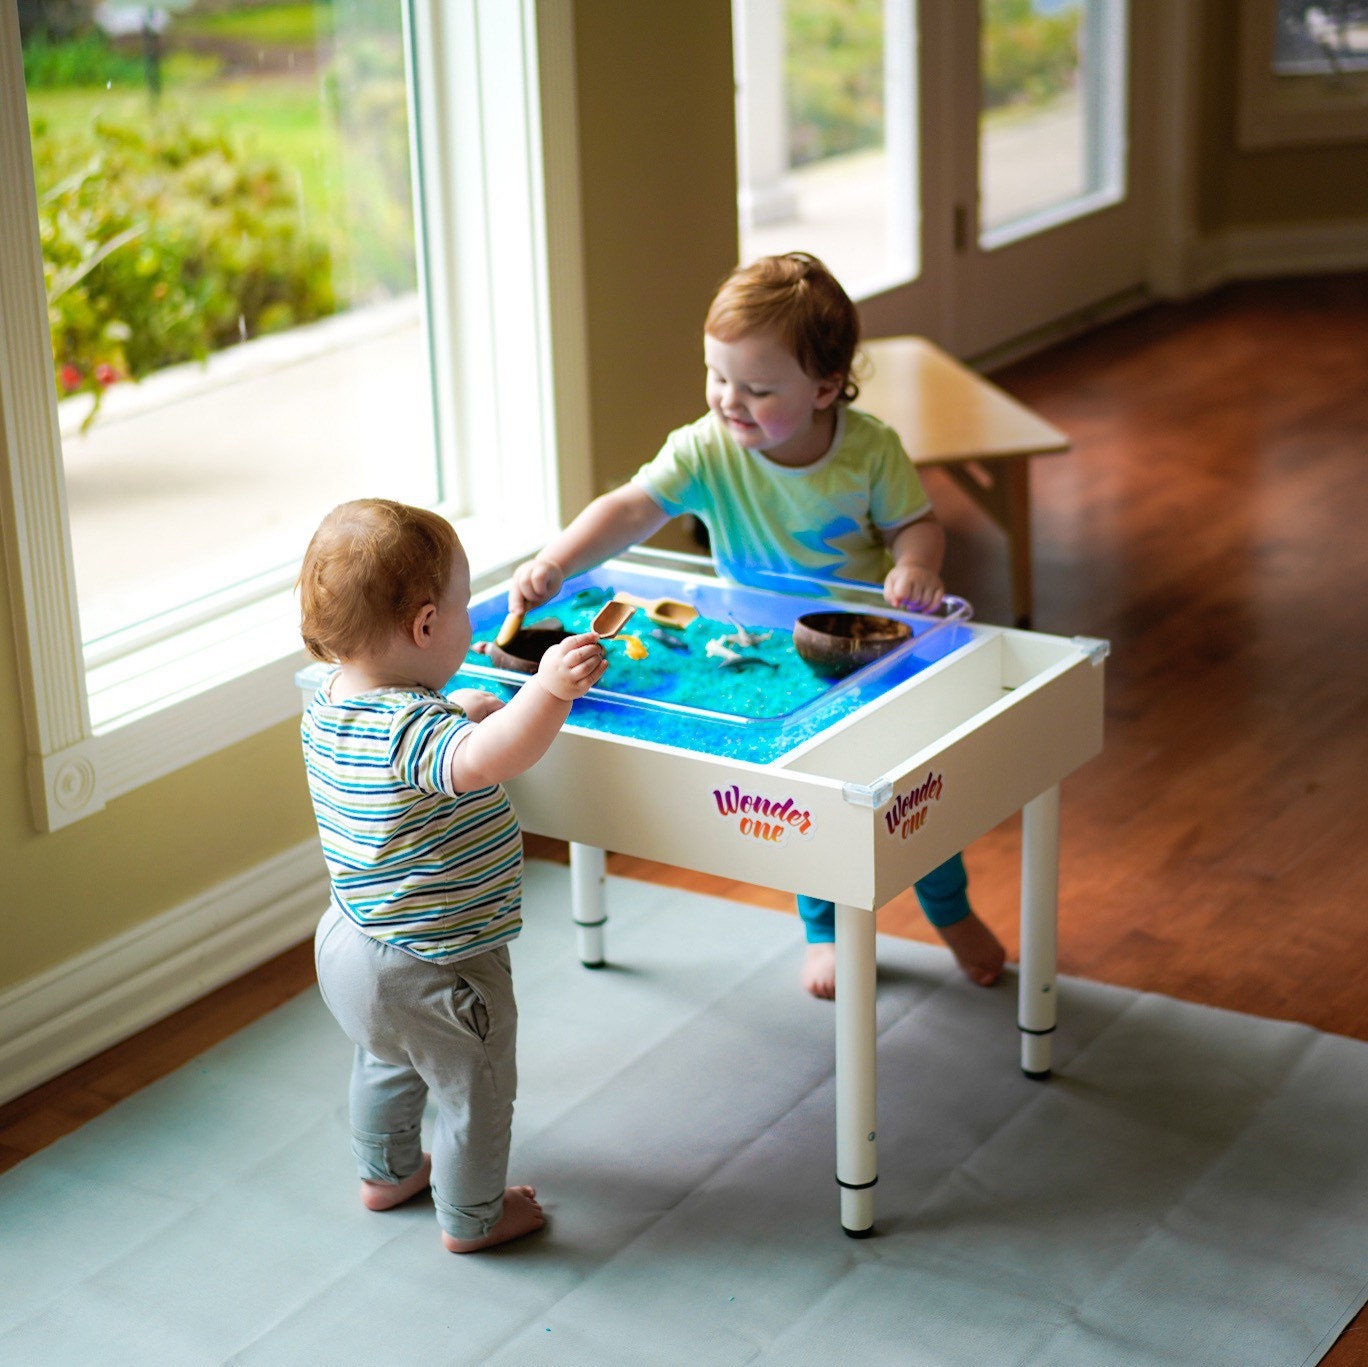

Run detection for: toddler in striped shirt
[[298, 499, 606, 1253]]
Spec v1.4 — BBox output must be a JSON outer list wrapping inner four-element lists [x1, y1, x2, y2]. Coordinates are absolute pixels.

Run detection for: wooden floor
[[4, 275, 1366, 1361]]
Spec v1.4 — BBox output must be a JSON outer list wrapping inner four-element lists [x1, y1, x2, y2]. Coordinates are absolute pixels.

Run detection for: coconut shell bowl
[[792, 611, 913, 678], [472, 620, 570, 674], [793, 595, 973, 679]]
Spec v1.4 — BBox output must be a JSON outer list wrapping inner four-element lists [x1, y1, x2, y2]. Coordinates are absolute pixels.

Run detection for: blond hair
[[704, 252, 861, 403], [298, 499, 459, 662]]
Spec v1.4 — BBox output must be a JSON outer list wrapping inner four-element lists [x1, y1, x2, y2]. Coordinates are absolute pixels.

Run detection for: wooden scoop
[[611, 591, 698, 629], [494, 611, 524, 648], [591, 600, 636, 637]]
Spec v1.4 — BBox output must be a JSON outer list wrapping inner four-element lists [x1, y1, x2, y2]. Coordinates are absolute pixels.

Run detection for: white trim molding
[[0, 0, 101, 832], [1188, 217, 1368, 295], [0, 841, 328, 1107]]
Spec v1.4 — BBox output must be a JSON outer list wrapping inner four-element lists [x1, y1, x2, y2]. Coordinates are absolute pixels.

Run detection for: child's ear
[[813, 374, 843, 410], [410, 602, 438, 648]]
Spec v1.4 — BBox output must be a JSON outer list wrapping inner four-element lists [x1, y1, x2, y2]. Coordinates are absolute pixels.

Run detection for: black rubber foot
[[580, 959, 606, 970], [1022, 1067, 1052, 1081], [842, 1224, 875, 1240]]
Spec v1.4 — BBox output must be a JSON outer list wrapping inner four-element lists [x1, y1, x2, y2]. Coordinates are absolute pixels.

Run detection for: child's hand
[[509, 557, 565, 614], [536, 632, 608, 701], [885, 562, 944, 613], [449, 688, 505, 723]]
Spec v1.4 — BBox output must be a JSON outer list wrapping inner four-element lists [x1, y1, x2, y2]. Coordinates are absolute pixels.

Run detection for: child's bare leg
[[441, 1186, 544, 1253], [937, 912, 1005, 987], [360, 1152, 433, 1211], [802, 943, 837, 999], [802, 917, 1005, 1000]]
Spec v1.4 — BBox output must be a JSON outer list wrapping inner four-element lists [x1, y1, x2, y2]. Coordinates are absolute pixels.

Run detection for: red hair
[[705, 252, 861, 403], [298, 499, 459, 662]]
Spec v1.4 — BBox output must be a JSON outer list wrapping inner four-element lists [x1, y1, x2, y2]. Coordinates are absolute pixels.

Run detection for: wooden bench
[[859, 336, 1069, 628]]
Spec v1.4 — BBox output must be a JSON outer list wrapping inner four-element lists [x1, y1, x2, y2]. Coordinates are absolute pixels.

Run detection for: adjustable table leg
[[1019, 786, 1060, 1078], [570, 842, 607, 968], [835, 901, 878, 1236]]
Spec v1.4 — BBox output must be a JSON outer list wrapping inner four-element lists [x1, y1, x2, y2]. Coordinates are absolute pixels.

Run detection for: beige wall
[[1196, 0, 1368, 233]]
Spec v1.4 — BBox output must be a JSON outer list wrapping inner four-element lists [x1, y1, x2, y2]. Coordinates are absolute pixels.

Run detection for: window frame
[[0, 0, 590, 832]]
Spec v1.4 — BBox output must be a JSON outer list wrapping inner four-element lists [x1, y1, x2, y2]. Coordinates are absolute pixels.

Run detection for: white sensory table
[[485, 551, 1105, 1237], [303, 549, 1107, 1235]]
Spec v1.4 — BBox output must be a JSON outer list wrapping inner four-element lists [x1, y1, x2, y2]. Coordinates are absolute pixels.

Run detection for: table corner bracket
[[1072, 636, 1110, 666], [841, 779, 893, 809]]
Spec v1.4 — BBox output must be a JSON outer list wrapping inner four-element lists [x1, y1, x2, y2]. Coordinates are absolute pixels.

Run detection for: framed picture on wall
[[1238, 0, 1368, 147]]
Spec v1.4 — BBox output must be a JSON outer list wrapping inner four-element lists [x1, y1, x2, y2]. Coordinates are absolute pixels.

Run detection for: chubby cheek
[[747, 402, 789, 439]]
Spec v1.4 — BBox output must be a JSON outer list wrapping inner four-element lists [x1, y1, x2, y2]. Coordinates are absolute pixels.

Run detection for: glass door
[[732, 0, 1148, 360], [733, 0, 937, 324], [948, 0, 1145, 356]]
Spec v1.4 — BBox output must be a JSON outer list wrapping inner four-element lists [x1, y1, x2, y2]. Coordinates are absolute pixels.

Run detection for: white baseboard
[[1188, 219, 1368, 295], [970, 221, 1365, 374], [969, 286, 1153, 374], [0, 841, 329, 1108]]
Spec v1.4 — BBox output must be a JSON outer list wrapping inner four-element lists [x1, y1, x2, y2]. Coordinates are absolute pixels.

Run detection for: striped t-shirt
[[300, 678, 522, 963]]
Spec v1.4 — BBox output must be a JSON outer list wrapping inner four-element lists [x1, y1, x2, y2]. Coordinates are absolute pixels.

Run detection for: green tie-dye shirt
[[632, 407, 931, 588]]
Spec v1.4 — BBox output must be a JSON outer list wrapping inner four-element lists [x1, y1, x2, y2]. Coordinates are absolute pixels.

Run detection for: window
[[1272, 0, 1368, 74], [978, 0, 1128, 250], [0, 0, 587, 831], [732, 0, 918, 299], [1237, 0, 1368, 146], [29, 2, 442, 667]]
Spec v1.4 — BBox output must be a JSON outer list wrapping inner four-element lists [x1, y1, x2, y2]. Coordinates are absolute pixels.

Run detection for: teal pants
[[796, 852, 970, 943]]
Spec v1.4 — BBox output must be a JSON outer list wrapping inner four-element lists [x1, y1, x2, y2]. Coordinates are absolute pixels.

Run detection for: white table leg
[[1019, 785, 1060, 1079], [569, 842, 607, 968], [835, 902, 878, 1236]]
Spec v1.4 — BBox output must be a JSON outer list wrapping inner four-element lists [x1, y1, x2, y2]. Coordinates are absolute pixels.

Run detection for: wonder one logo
[[712, 784, 814, 845], [884, 772, 944, 840]]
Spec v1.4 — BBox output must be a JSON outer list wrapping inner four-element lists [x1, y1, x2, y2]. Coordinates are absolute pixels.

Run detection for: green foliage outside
[[785, 0, 885, 167], [319, 33, 416, 304], [784, 0, 1081, 166], [35, 113, 336, 420], [23, 1, 414, 421], [22, 30, 145, 87], [172, 1, 332, 46], [981, 0, 1080, 112]]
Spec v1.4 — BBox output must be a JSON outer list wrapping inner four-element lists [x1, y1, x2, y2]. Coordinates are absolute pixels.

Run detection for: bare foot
[[441, 1185, 545, 1253], [802, 943, 837, 1000], [360, 1153, 433, 1211], [938, 912, 1006, 987]]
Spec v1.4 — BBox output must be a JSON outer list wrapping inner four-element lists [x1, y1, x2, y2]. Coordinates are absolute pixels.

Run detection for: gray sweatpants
[[314, 906, 518, 1241]]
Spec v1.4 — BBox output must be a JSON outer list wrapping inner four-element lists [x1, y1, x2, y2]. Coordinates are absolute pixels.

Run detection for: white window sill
[[86, 521, 548, 804]]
